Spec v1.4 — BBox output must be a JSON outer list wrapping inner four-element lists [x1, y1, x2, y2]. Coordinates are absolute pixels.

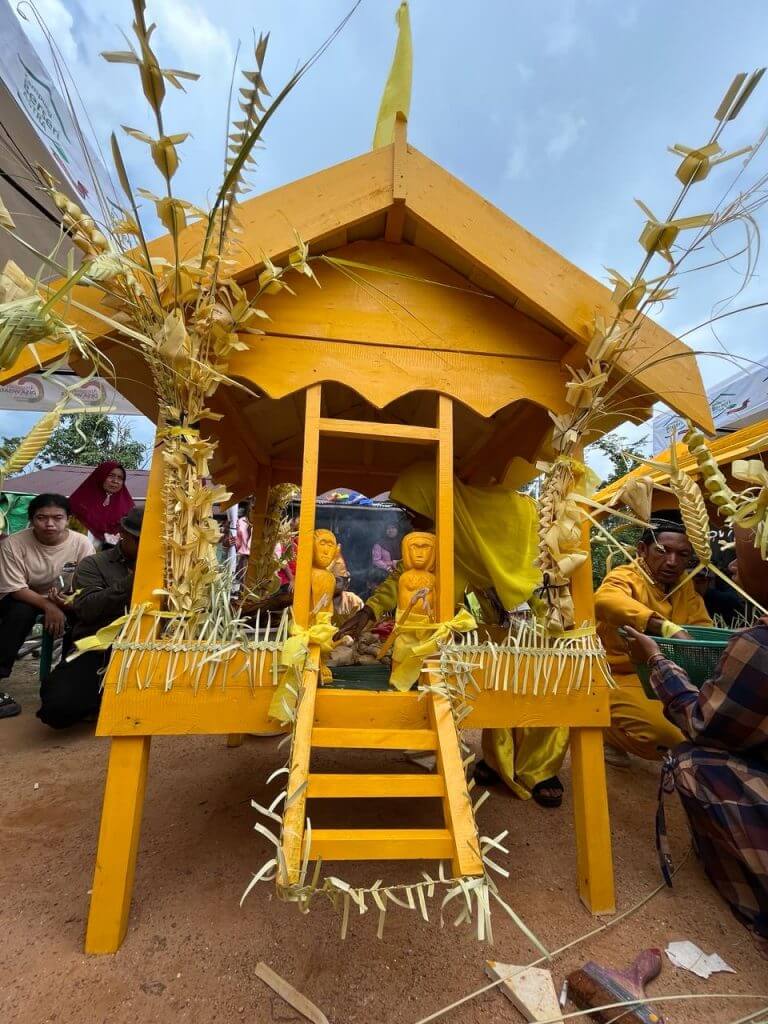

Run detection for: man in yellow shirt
[[595, 514, 712, 761]]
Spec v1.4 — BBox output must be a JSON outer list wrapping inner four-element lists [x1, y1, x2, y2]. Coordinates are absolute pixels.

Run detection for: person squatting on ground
[[336, 460, 567, 808], [595, 513, 711, 762], [37, 507, 143, 729], [624, 526, 768, 959], [0, 494, 94, 719]]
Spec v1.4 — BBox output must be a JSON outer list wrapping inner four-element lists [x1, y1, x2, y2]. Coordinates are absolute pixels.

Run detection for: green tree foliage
[[0, 435, 22, 462], [1, 415, 146, 471], [586, 433, 648, 588]]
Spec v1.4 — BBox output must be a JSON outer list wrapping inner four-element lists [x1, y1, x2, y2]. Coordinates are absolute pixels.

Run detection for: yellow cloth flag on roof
[[372, 2, 413, 149]]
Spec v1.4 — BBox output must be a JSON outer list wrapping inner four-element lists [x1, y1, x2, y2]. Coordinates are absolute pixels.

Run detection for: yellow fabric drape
[[482, 727, 570, 800], [372, 2, 413, 149], [389, 461, 541, 611]]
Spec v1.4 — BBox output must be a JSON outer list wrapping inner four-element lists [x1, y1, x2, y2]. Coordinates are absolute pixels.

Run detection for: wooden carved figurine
[[389, 531, 437, 690], [397, 532, 436, 617], [310, 528, 339, 684], [310, 528, 339, 621]]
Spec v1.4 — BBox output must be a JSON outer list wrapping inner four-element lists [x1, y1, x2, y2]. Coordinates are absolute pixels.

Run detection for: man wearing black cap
[[37, 508, 143, 728], [594, 511, 712, 762]]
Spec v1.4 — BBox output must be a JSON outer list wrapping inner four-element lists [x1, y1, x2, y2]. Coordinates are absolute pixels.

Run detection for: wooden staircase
[[278, 673, 484, 884], [277, 384, 482, 887]]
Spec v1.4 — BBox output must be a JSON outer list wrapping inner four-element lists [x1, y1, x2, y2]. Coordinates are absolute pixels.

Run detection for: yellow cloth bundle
[[389, 461, 541, 610]]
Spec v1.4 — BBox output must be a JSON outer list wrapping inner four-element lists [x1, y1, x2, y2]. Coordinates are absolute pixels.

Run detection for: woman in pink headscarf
[[68, 462, 134, 546]]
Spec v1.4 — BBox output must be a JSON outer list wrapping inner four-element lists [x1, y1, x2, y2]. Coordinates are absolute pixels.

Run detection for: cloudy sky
[[4, 0, 768, 478]]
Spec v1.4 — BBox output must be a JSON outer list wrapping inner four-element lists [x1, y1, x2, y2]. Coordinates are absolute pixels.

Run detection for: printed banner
[[0, 373, 142, 416], [653, 361, 768, 451], [0, 1, 115, 213]]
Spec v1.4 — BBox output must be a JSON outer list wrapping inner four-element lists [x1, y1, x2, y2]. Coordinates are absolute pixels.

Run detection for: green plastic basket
[[633, 625, 734, 699]]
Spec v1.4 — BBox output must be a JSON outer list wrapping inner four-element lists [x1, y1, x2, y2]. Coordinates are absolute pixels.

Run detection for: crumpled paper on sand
[[665, 941, 735, 979]]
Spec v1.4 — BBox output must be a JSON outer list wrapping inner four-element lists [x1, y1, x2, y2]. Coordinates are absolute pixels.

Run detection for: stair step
[[307, 773, 445, 799], [309, 828, 454, 861], [311, 727, 437, 750], [314, 690, 429, 730]]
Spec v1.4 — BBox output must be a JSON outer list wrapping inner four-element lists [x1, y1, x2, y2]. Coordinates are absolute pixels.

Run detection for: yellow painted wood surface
[[227, 332, 569, 422], [292, 384, 322, 627], [311, 726, 437, 750], [436, 395, 455, 622], [318, 416, 440, 444], [404, 147, 712, 431], [570, 728, 616, 914], [428, 690, 484, 877], [462, 687, 610, 729], [97, 684, 282, 736], [85, 737, 151, 953], [384, 112, 407, 242], [313, 690, 430, 729], [568, 508, 615, 915], [306, 773, 445, 798], [96, 678, 610, 737], [0, 137, 711, 437], [280, 664, 319, 887], [280, 385, 324, 886], [309, 828, 454, 861]]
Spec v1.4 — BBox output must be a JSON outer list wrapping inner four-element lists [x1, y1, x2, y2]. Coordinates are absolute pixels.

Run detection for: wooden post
[[292, 385, 321, 628], [569, 506, 616, 915], [279, 385, 322, 885], [436, 395, 455, 621], [85, 435, 165, 953], [85, 736, 151, 953]]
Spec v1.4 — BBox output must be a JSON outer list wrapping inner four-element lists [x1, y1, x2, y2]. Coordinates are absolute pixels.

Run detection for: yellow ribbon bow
[[268, 612, 336, 723], [389, 607, 477, 691]]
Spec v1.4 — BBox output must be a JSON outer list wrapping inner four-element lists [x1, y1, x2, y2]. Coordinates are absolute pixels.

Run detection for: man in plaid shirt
[[625, 529, 768, 959]]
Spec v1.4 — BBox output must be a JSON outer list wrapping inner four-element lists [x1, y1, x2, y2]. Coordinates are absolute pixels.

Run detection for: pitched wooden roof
[[1, 124, 714, 439]]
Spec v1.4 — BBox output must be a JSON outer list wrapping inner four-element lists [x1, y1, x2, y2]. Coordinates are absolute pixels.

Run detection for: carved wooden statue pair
[[307, 528, 437, 685]]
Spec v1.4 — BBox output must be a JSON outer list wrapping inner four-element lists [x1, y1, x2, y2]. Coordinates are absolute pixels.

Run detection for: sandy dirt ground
[[2, 656, 766, 1024]]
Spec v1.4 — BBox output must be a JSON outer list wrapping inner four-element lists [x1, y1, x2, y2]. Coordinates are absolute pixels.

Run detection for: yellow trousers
[[481, 727, 569, 800], [605, 672, 684, 760]]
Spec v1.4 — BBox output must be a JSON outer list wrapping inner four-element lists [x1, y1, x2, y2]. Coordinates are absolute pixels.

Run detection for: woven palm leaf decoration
[[534, 69, 766, 632], [0, 0, 365, 647]]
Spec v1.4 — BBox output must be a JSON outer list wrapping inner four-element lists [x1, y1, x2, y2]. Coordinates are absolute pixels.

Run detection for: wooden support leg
[[226, 734, 244, 747], [85, 737, 151, 954], [570, 727, 615, 915]]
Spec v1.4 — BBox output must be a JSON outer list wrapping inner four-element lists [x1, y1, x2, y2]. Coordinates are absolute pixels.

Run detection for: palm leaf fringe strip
[[435, 623, 614, 697]]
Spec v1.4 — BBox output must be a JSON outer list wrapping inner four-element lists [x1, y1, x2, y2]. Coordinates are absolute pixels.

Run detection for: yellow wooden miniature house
[[1, 120, 715, 954]]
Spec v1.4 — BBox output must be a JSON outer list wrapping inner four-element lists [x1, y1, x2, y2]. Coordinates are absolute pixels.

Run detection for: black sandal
[[473, 759, 501, 786], [531, 776, 563, 808], [0, 692, 21, 719]]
